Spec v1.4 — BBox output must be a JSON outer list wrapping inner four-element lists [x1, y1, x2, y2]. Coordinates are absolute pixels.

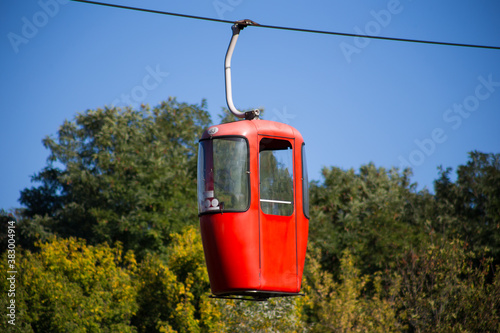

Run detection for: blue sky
[[2, 0, 500, 211]]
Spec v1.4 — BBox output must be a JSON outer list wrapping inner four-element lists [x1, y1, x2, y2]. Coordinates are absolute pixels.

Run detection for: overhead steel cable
[[70, 0, 500, 50]]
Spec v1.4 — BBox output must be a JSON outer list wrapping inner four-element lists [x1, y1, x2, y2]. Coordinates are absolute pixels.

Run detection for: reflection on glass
[[198, 137, 249, 213], [259, 138, 293, 216]]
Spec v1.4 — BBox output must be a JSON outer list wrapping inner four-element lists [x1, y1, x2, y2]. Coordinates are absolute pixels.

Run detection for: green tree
[[309, 164, 429, 277], [19, 99, 210, 257], [433, 151, 500, 260], [395, 240, 500, 332]]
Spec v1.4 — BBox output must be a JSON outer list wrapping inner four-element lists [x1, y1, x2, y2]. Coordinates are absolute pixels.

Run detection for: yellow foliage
[[1, 225, 405, 332], [0, 237, 138, 332], [134, 227, 207, 333], [303, 247, 400, 332]]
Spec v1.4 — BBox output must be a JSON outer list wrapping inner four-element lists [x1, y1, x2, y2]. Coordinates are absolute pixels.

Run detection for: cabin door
[[258, 136, 297, 291]]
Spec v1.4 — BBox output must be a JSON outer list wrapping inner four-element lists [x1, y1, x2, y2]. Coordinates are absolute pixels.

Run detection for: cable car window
[[259, 138, 293, 216], [198, 137, 249, 214], [302, 143, 309, 218]]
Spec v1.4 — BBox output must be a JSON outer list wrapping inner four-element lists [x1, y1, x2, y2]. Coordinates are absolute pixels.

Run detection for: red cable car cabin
[[197, 118, 309, 299]]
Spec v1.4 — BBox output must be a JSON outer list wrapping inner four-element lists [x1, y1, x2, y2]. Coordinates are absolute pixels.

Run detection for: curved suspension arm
[[225, 24, 245, 118], [224, 20, 260, 120]]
